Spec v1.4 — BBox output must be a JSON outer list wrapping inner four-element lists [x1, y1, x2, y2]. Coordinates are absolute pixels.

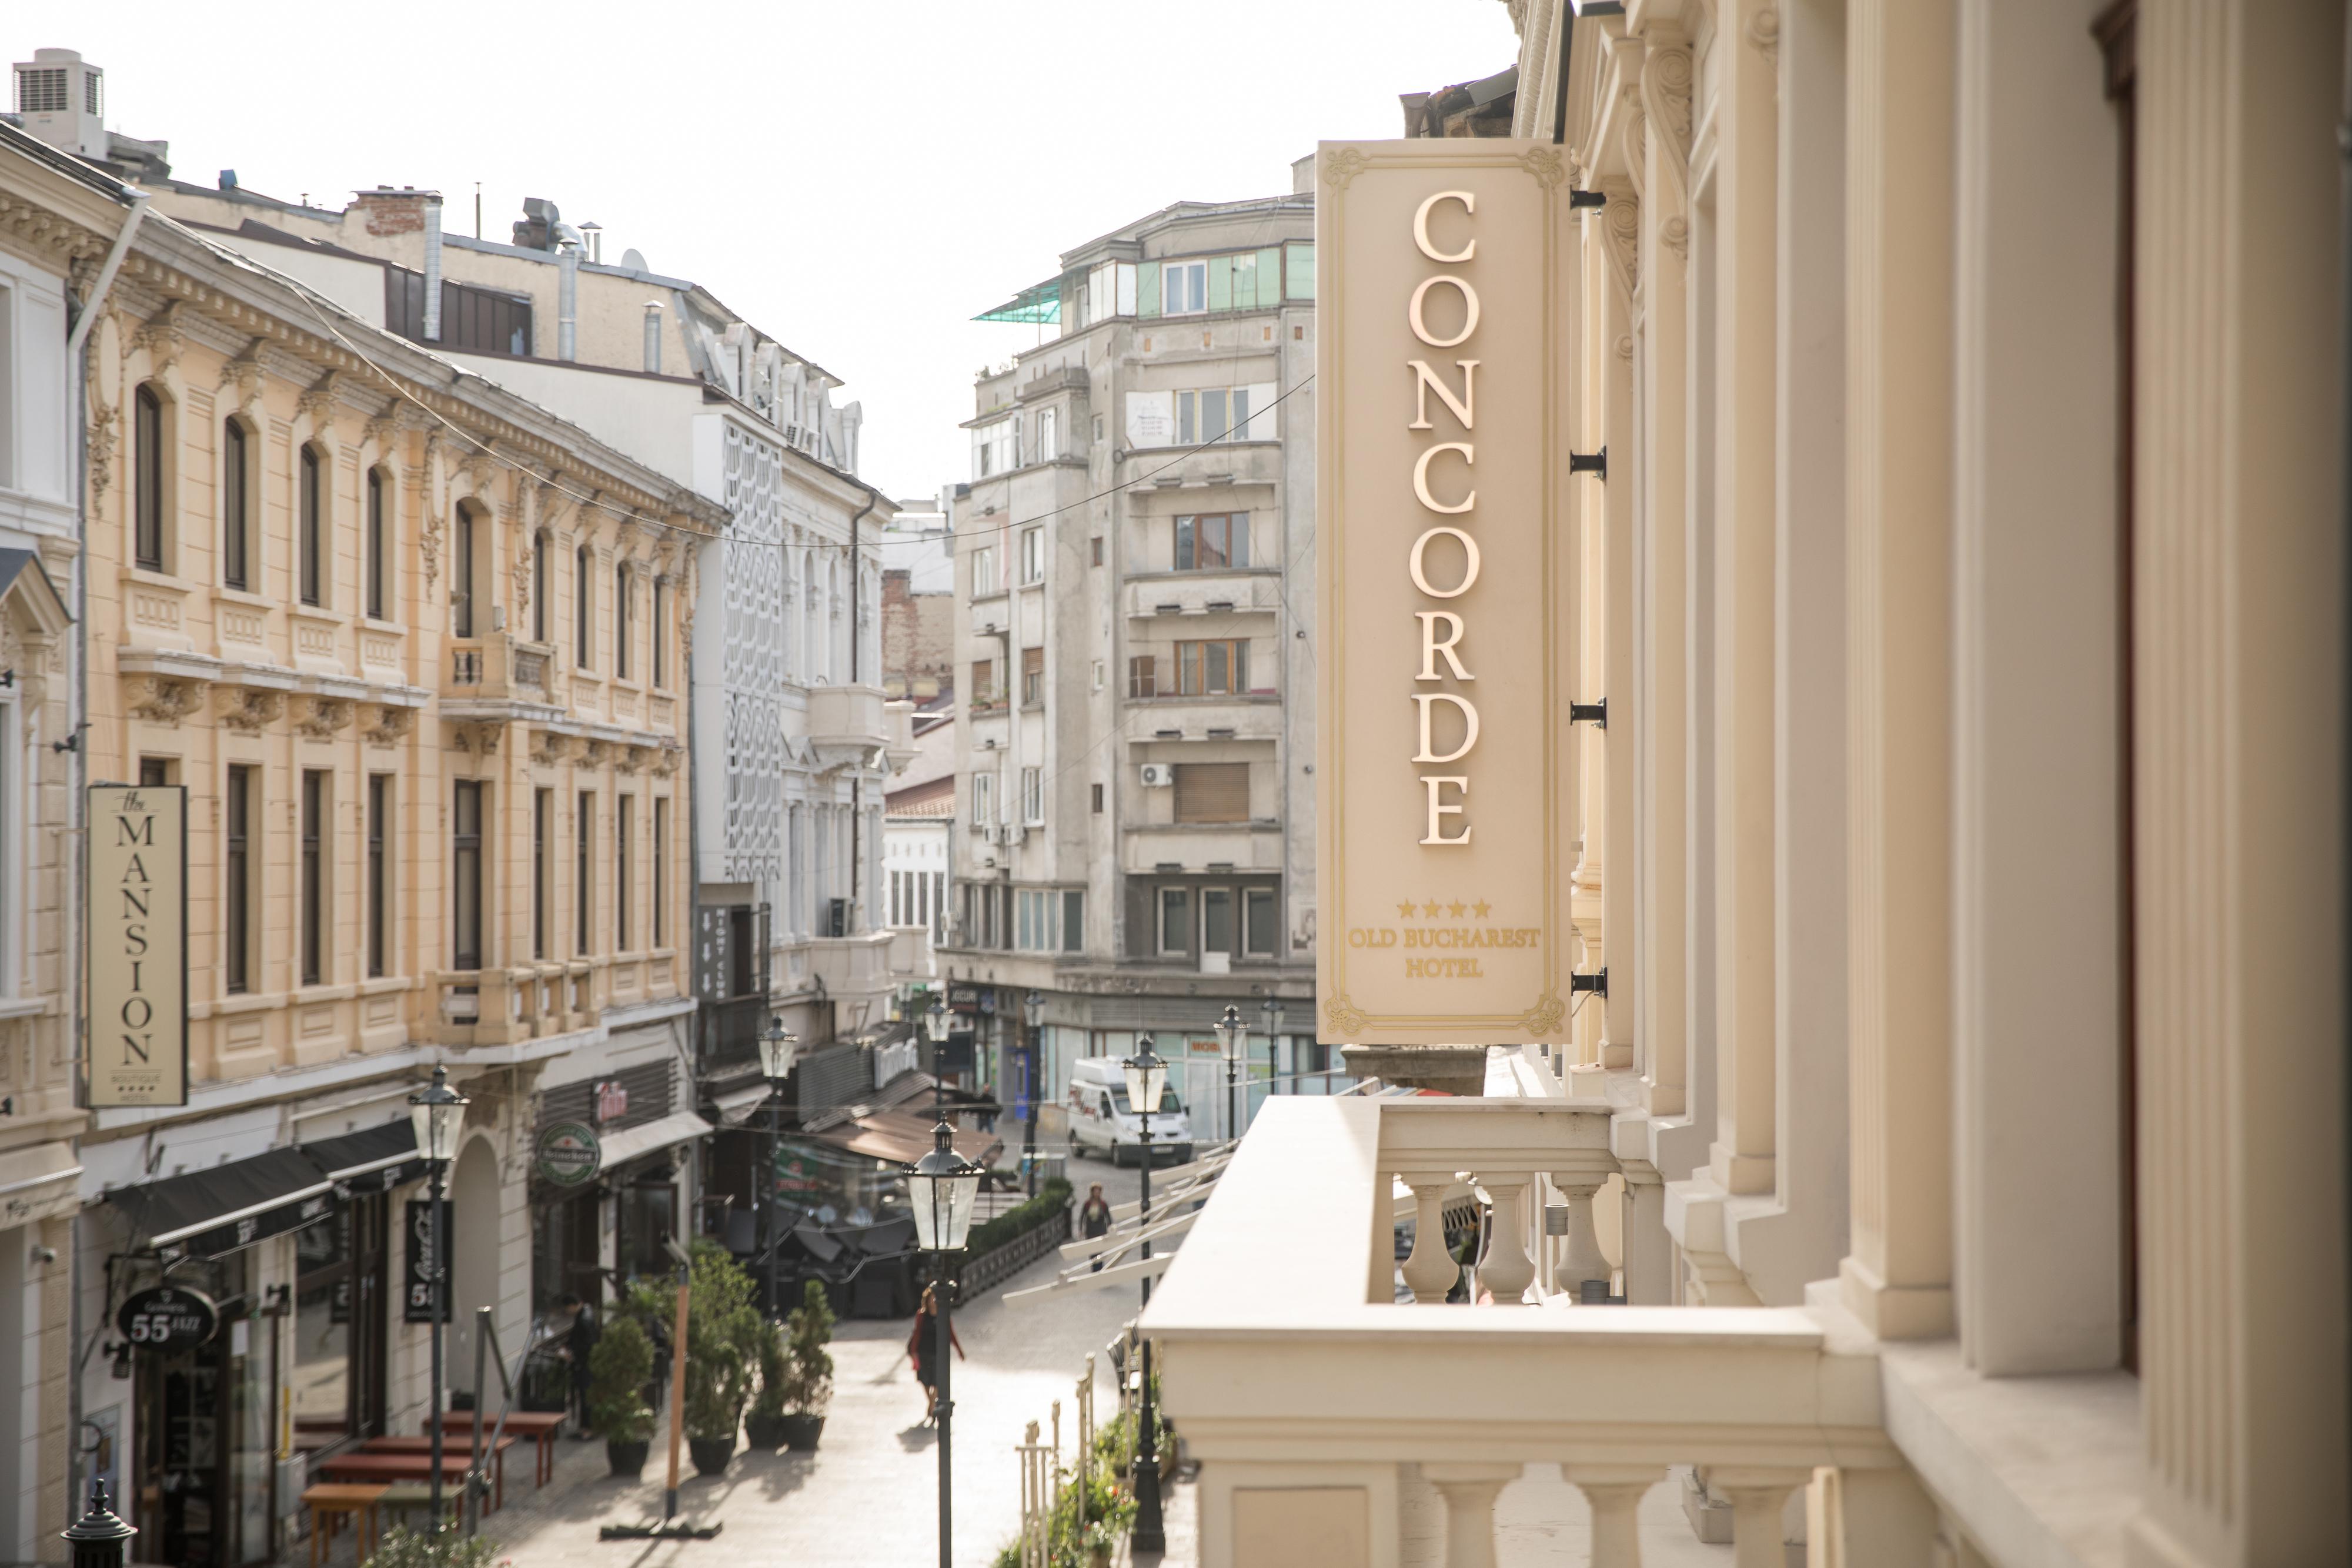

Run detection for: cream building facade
[[64, 178, 716, 1566], [1149, 3, 2348, 1566]]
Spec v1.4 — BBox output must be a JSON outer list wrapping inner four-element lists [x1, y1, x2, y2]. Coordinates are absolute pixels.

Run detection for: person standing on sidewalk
[[908, 1283, 965, 1424], [1079, 1184, 1114, 1272]]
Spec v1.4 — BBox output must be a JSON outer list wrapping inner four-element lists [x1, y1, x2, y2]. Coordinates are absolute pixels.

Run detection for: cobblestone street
[[357, 1155, 1196, 1568]]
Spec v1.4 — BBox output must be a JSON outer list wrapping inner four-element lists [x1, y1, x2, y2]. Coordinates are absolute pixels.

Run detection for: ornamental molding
[[296, 371, 347, 437], [86, 402, 118, 509], [1747, 4, 1781, 68], [215, 687, 282, 733], [1324, 993, 1368, 1038], [0, 192, 113, 268], [1521, 992, 1566, 1037], [361, 704, 416, 747], [530, 730, 572, 767], [123, 300, 185, 377], [293, 696, 354, 740], [1321, 147, 1369, 192], [125, 674, 205, 727]]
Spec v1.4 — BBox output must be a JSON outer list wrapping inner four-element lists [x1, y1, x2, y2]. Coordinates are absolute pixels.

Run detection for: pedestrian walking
[[559, 1293, 599, 1436], [1080, 1183, 1114, 1272], [907, 1282, 965, 1424]]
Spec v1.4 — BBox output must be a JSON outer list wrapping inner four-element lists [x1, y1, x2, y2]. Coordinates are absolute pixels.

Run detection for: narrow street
[[432, 1153, 1193, 1568]]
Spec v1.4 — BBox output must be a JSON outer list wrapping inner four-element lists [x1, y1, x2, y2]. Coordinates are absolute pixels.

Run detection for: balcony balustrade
[[1145, 1081, 1897, 1567]]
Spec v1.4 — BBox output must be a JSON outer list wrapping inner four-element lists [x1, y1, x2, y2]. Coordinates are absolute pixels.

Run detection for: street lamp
[[1021, 988, 1044, 1196], [1217, 1004, 1245, 1144], [757, 1015, 799, 1322], [408, 1066, 469, 1539], [1121, 1036, 1169, 1553], [905, 1115, 983, 1568], [1262, 995, 1286, 1094]]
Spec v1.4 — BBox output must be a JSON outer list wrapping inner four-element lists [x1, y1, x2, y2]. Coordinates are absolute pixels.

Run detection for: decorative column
[[1595, 166, 1639, 1074], [1399, 1178, 1458, 1303], [1425, 1463, 1519, 1568], [1713, 1470, 1811, 1568], [1549, 1151, 1618, 1300], [1469, 1177, 1535, 1304], [1709, 0, 1781, 1200], [1564, 1466, 1664, 1568], [1838, 0, 1956, 1340]]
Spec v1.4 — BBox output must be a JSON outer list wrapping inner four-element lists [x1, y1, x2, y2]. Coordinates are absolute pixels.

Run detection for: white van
[[1065, 1057, 1195, 1165]]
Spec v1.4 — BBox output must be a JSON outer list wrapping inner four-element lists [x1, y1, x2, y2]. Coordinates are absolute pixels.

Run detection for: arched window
[[298, 444, 325, 606], [575, 543, 593, 668], [133, 385, 165, 571], [222, 418, 251, 590]]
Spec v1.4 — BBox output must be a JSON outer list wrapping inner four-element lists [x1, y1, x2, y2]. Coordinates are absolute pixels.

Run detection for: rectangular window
[[971, 772, 994, 827], [971, 658, 1000, 708], [1035, 407, 1058, 463], [1091, 536, 1104, 567], [1127, 655, 1159, 700], [1162, 260, 1207, 316], [1284, 241, 1315, 300], [653, 797, 669, 947], [300, 770, 326, 985], [576, 546, 593, 668], [1091, 782, 1104, 814], [222, 419, 250, 590], [532, 533, 550, 642], [1157, 887, 1191, 956], [1177, 638, 1250, 696], [299, 446, 324, 606], [576, 792, 593, 955], [133, 386, 163, 571], [453, 506, 476, 638], [1021, 646, 1044, 706], [367, 775, 389, 978], [1175, 513, 1249, 571], [616, 796, 633, 951], [1245, 887, 1278, 957], [1020, 527, 1044, 584], [1202, 887, 1234, 955], [1174, 762, 1250, 824], [1062, 889, 1084, 954], [452, 781, 483, 970], [139, 758, 171, 788], [532, 788, 551, 961], [971, 546, 997, 596], [225, 764, 253, 994], [1021, 765, 1043, 825], [652, 581, 668, 687], [366, 469, 387, 619], [615, 567, 632, 680]]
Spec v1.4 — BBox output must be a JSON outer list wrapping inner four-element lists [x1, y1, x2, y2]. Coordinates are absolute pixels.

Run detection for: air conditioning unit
[[1140, 764, 1175, 788]]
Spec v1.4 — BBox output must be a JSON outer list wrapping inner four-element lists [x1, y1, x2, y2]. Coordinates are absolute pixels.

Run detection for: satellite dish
[[620, 248, 649, 273]]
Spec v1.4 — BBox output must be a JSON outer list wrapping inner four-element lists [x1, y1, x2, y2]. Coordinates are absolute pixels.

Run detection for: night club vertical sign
[[87, 784, 188, 1107]]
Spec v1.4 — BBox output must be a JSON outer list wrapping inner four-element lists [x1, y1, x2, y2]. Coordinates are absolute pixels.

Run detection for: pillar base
[[1838, 1255, 1953, 1340]]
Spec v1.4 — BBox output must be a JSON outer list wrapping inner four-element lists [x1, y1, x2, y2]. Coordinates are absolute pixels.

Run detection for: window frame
[[614, 564, 633, 681], [221, 417, 253, 591], [1021, 764, 1043, 826], [1162, 260, 1207, 316], [300, 769, 327, 986], [1175, 513, 1249, 572], [531, 530, 550, 643], [298, 444, 325, 607], [452, 503, 476, 638], [224, 764, 255, 993], [652, 797, 669, 947], [1157, 887, 1192, 957], [367, 774, 389, 978], [575, 543, 594, 668], [365, 467, 389, 620], [532, 787, 551, 961], [1177, 637, 1250, 697], [1020, 526, 1045, 584], [1245, 887, 1279, 958], [452, 780, 485, 971], [133, 384, 166, 572], [1021, 646, 1045, 707], [576, 791, 594, 955]]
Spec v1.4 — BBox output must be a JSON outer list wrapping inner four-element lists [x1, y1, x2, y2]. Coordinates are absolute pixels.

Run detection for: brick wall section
[[881, 570, 953, 700]]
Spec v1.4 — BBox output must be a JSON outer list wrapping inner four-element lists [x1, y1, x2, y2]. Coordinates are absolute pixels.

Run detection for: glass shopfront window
[[289, 1196, 388, 1456]]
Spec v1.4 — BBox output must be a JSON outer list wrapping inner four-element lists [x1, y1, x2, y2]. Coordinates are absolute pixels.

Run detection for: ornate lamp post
[[905, 1114, 983, 1568], [61, 1482, 135, 1568], [926, 994, 951, 1105], [1021, 988, 1044, 1196], [1262, 995, 1286, 1094], [1217, 1004, 1245, 1143], [1122, 1036, 1170, 1553], [756, 1015, 799, 1322], [409, 1066, 469, 1538]]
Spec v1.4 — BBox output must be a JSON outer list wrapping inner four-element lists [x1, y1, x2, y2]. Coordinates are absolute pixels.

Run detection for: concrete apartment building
[[937, 178, 1322, 1141], [1147, 4, 2351, 1567]]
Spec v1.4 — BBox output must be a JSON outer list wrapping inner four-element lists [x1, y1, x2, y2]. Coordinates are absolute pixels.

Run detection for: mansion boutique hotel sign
[[88, 784, 188, 1107], [1315, 140, 1577, 1046]]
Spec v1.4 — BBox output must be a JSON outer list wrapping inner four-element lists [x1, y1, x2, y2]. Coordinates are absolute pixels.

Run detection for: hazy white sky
[[13, 1, 1521, 500]]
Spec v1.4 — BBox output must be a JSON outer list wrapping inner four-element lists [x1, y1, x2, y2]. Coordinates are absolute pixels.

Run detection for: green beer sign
[[536, 1121, 602, 1187]]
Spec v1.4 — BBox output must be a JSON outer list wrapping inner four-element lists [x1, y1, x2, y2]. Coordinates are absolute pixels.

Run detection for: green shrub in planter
[[681, 1240, 760, 1443], [587, 1317, 656, 1442], [361, 1525, 500, 1568]]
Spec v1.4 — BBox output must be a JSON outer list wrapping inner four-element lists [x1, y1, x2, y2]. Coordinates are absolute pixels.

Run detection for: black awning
[[106, 1146, 337, 1261], [300, 1121, 423, 1194]]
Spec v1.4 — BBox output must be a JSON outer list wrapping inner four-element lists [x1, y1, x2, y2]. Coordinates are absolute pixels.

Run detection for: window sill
[[360, 617, 405, 636], [118, 565, 186, 591], [359, 975, 412, 997], [216, 586, 279, 611], [293, 981, 359, 1004], [0, 995, 49, 1020]]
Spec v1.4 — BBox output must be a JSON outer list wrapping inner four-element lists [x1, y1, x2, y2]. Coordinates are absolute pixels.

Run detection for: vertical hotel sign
[[1316, 141, 1577, 1046], [88, 784, 188, 1106]]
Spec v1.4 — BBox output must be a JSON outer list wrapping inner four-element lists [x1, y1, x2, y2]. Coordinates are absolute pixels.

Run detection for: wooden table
[[299, 1482, 387, 1567], [359, 1435, 513, 1512], [317, 1452, 502, 1514], [425, 1409, 568, 1487]]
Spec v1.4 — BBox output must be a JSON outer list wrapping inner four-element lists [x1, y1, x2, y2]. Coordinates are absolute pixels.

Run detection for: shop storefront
[[527, 1060, 711, 1315]]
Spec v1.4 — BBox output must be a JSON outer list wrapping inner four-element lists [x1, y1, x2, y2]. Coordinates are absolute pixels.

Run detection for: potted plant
[[1083, 1517, 1118, 1568], [774, 1279, 835, 1449], [743, 1317, 791, 1450], [681, 1241, 759, 1476], [587, 1316, 656, 1479]]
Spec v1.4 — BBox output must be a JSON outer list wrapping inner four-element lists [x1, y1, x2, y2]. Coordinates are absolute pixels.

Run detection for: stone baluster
[[1565, 1466, 1665, 1567], [1712, 1469, 1812, 1568], [1400, 1177, 1458, 1303], [1425, 1463, 1520, 1568], [1550, 1150, 1621, 1300], [1469, 1176, 1535, 1303]]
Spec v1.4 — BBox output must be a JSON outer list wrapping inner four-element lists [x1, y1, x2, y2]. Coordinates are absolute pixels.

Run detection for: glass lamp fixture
[[1218, 1004, 1243, 1048], [407, 1065, 468, 1164], [926, 995, 950, 1042], [1123, 1037, 1168, 1116], [906, 1120, 983, 1252], [1024, 989, 1043, 1028], [758, 1015, 799, 1082]]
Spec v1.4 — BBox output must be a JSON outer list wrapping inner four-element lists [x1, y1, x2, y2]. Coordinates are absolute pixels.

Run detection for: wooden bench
[[299, 1482, 386, 1567], [425, 1408, 568, 1487]]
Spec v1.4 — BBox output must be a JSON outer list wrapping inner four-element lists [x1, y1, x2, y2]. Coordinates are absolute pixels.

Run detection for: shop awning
[[711, 1083, 778, 1127], [107, 1146, 338, 1261], [597, 1110, 714, 1172], [807, 1110, 1001, 1170], [300, 1121, 425, 1194]]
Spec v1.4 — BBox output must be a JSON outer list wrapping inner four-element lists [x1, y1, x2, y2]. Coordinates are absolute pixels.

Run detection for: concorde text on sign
[[1314, 141, 1579, 1047], [88, 784, 189, 1107]]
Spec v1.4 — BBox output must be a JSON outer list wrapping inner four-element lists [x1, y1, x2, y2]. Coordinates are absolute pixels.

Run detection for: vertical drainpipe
[[422, 194, 444, 342], [644, 301, 663, 373], [558, 242, 579, 362]]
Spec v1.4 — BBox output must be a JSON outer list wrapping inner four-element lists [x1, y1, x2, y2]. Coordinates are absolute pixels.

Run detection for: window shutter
[[1174, 763, 1250, 824]]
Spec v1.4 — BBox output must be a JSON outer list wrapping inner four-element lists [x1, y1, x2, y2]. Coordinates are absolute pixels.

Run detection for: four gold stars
[[1392, 899, 1499, 921]]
